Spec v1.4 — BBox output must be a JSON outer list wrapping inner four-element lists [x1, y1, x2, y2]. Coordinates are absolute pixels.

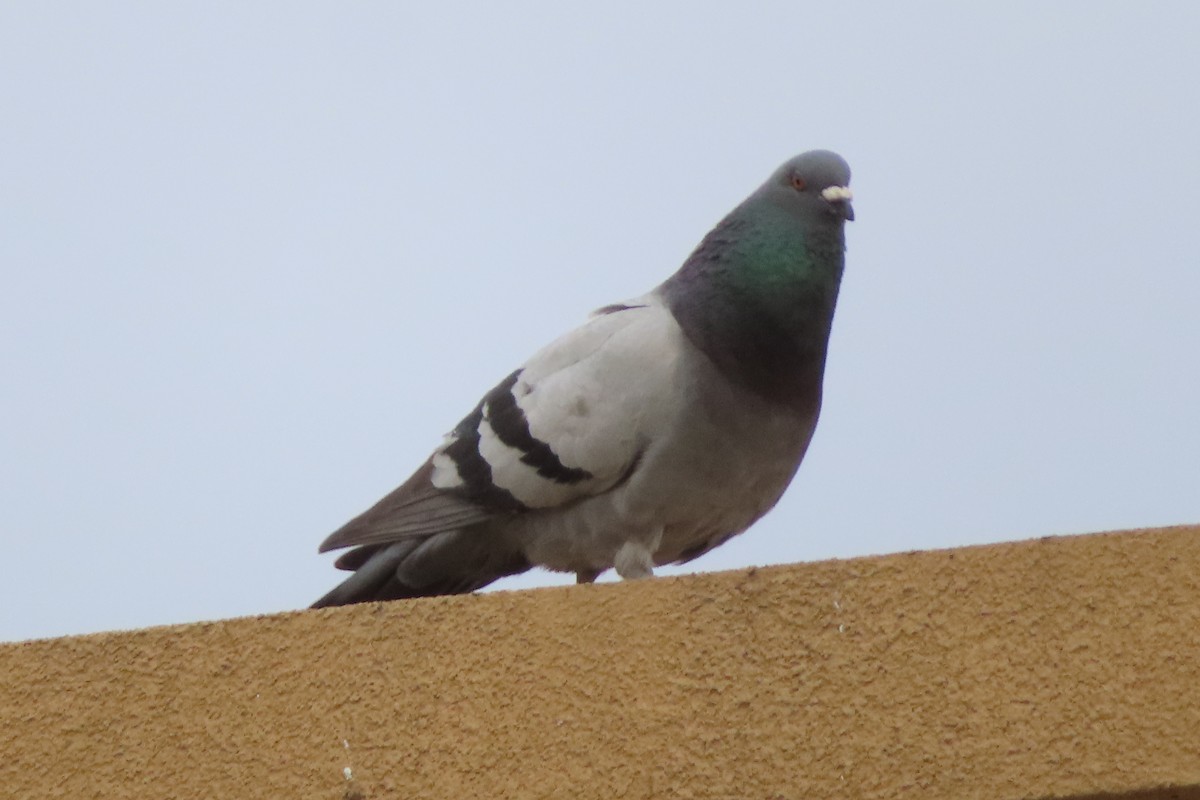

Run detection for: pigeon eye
[[790, 175, 806, 191]]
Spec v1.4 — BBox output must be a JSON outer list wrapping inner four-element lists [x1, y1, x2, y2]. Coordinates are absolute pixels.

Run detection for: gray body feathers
[[313, 150, 853, 608]]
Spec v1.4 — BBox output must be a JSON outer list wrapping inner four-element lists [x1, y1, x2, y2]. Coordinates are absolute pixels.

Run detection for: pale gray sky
[[2, 3, 1197, 642]]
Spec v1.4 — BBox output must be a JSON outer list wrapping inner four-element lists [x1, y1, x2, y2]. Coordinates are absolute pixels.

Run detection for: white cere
[[821, 186, 854, 202]]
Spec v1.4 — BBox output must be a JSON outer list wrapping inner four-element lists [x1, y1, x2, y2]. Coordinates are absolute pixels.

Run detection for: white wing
[[433, 297, 682, 509], [321, 296, 684, 552]]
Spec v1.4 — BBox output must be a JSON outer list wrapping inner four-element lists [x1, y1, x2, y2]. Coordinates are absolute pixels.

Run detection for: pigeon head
[[758, 150, 855, 223]]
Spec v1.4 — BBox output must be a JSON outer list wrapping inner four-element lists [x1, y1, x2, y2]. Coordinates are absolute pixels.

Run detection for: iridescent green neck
[[659, 206, 846, 407]]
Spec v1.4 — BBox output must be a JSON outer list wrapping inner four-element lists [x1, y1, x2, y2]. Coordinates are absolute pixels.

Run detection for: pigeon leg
[[614, 538, 657, 581], [575, 569, 601, 584]]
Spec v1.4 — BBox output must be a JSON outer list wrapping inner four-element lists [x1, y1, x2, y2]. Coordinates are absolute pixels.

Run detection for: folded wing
[[319, 299, 680, 553]]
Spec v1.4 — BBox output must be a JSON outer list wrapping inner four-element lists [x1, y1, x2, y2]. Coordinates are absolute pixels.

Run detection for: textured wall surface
[[2, 525, 1199, 800]]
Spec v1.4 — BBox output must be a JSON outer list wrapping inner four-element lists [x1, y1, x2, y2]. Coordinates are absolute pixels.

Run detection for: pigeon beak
[[820, 185, 854, 221]]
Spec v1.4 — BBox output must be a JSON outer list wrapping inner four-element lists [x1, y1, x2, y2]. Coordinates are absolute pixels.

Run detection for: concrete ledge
[[2, 525, 1199, 799]]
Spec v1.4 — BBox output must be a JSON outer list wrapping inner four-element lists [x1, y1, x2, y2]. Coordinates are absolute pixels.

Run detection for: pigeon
[[312, 150, 853, 608]]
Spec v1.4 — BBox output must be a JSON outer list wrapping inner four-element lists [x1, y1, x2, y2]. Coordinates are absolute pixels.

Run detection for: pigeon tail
[[311, 530, 532, 608]]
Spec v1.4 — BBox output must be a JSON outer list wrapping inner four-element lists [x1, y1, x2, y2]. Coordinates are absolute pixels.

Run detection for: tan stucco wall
[[2, 525, 1198, 800]]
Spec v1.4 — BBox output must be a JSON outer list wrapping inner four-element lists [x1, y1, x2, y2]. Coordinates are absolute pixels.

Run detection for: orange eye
[[790, 175, 806, 191]]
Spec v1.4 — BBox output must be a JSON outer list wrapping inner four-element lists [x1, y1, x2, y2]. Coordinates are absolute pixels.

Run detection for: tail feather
[[311, 530, 531, 608]]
